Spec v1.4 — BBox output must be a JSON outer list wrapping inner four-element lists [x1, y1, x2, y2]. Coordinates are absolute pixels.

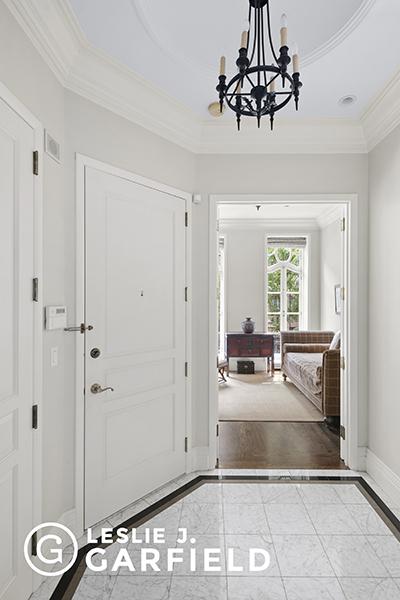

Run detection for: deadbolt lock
[[90, 348, 101, 359]]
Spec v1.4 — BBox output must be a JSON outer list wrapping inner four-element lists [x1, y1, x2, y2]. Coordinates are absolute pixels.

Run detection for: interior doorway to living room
[[214, 199, 348, 470]]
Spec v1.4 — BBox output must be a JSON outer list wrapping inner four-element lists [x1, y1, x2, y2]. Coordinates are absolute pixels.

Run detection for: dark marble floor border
[[49, 475, 400, 600]]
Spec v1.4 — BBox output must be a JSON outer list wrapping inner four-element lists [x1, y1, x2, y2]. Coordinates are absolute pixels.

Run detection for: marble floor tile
[[222, 483, 262, 504], [225, 534, 280, 577], [283, 577, 346, 600], [73, 575, 117, 600], [305, 504, 362, 534], [227, 576, 286, 600], [169, 576, 227, 599], [333, 484, 369, 505], [136, 502, 183, 536], [320, 535, 389, 577], [259, 484, 303, 504], [180, 502, 224, 534], [172, 534, 226, 577], [265, 504, 315, 534], [298, 484, 342, 505], [224, 503, 270, 535], [29, 576, 62, 600], [183, 484, 223, 504], [346, 504, 393, 535], [110, 576, 170, 600], [338, 578, 400, 600], [367, 535, 400, 577], [273, 534, 335, 577], [252, 470, 291, 477]]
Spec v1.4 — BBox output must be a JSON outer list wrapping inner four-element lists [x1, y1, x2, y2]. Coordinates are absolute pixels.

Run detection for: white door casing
[[0, 96, 36, 599], [84, 166, 187, 527]]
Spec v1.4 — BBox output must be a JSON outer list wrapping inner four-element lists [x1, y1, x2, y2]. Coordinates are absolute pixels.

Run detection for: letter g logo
[[24, 523, 78, 577]]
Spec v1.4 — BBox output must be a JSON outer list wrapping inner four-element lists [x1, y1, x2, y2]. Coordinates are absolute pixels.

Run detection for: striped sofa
[[281, 331, 340, 418]]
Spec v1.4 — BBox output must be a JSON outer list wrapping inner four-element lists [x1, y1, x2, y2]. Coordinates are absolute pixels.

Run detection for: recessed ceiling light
[[338, 95, 357, 107], [208, 102, 225, 117]]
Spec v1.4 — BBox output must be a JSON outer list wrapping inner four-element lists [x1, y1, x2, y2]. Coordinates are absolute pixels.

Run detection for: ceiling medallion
[[216, 0, 302, 131]]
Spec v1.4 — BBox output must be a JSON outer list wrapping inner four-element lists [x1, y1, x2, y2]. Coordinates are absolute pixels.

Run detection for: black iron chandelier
[[216, 0, 302, 131]]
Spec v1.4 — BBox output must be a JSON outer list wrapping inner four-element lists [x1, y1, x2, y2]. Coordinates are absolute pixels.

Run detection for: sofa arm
[[322, 349, 340, 417], [283, 343, 331, 354]]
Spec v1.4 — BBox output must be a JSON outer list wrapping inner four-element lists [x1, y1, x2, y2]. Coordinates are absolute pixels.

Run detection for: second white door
[[84, 166, 187, 527]]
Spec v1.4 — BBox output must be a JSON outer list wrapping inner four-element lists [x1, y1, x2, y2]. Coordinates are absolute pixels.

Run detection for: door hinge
[[33, 150, 39, 176], [185, 211, 188, 227], [340, 217, 346, 232], [340, 287, 345, 301], [32, 405, 38, 430], [185, 362, 188, 377], [340, 356, 345, 370], [185, 287, 188, 302], [184, 437, 188, 453], [31, 531, 38, 556], [340, 425, 346, 440], [32, 278, 39, 302], [216, 423, 219, 437]]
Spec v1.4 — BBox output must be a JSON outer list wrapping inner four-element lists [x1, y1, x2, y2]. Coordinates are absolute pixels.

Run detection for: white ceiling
[[218, 203, 341, 221], [68, 0, 400, 119]]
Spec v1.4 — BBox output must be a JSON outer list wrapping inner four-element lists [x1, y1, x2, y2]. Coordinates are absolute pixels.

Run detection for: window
[[266, 238, 306, 334]]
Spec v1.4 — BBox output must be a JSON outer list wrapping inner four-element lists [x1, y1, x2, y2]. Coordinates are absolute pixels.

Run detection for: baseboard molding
[[366, 449, 400, 506], [189, 446, 211, 472], [357, 446, 367, 472]]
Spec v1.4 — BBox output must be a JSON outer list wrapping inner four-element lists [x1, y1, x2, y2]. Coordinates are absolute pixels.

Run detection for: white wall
[[368, 123, 400, 480], [320, 218, 342, 331], [219, 224, 321, 370]]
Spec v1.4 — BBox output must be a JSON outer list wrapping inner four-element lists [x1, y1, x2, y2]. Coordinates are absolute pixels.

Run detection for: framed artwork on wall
[[334, 284, 341, 315]]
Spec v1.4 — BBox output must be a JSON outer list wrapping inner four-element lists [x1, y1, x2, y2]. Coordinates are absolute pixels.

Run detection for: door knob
[[90, 383, 114, 394]]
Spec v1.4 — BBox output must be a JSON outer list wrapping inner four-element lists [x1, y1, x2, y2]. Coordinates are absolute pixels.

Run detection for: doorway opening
[[211, 197, 353, 470]]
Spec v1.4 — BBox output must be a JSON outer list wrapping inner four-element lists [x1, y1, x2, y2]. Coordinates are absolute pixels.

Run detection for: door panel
[[0, 98, 35, 599], [84, 168, 187, 527]]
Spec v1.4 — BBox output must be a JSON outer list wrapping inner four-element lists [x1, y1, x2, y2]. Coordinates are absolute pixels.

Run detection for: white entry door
[[84, 167, 187, 527], [0, 97, 35, 598]]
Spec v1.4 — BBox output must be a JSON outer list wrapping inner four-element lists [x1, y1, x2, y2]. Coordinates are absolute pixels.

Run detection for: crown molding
[[219, 218, 320, 231], [5, 0, 400, 155], [3, 0, 82, 83], [197, 118, 366, 154], [362, 68, 400, 151]]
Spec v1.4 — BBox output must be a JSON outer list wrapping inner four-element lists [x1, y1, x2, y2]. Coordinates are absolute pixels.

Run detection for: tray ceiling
[[68, 0, 400, 119]]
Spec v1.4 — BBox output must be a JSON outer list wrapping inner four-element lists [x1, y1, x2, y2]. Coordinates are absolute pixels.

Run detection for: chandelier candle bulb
[[270, 77, 276, 93], [292, 43, 300, 73], [280, 13, 288, 47], [219, 56, 226, 76], [241, 30, 249, 49]]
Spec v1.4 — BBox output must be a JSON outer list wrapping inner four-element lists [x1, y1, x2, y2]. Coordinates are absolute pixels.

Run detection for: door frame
[[0, 81, 43, 591], [209, 193, 358, 471], [74, 154, 192, 534]]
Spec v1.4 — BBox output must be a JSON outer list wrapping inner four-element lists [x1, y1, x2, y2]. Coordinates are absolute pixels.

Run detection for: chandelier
[[216, 0, 302, 131]]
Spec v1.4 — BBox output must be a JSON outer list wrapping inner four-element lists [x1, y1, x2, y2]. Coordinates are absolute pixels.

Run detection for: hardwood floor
[[218, 421, 346, 469]]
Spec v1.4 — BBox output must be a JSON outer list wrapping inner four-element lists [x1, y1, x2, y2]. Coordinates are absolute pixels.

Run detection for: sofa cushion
[[285, 352, 323, 395]]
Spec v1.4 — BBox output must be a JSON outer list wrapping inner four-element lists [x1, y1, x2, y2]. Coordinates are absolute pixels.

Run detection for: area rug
[[218, 372, 324, 422]]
